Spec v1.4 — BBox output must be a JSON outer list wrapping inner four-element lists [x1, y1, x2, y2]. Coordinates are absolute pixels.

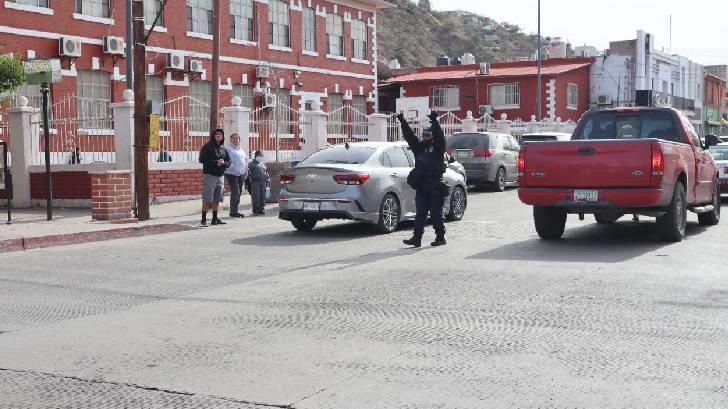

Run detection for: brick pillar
[[90, 171, 133, 221]]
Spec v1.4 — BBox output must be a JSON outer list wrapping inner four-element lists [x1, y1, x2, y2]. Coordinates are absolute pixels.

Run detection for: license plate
[[455, 150, 473, 158], [574, 190, 599, 203], [303, 201, 320, 212]]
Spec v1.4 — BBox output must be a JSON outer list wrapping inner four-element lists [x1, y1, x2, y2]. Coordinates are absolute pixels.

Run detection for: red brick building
[[381, 58, 594, 121], [703, 73, 726, 136], [0, 0, 390, 117]]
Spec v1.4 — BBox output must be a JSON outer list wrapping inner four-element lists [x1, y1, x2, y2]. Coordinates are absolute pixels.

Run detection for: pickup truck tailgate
[[523, 140, 653, 188]]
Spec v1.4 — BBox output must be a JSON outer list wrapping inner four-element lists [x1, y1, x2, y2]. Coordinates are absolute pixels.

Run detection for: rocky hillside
[[377, 0, 563, 68]]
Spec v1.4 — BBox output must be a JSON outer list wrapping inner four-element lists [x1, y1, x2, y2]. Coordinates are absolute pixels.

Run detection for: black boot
[[403, 237, 422, 248], [431, 236, 447, 247]]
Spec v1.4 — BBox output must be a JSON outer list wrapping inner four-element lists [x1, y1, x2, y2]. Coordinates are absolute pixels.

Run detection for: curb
[[0, 224, 196, 254]]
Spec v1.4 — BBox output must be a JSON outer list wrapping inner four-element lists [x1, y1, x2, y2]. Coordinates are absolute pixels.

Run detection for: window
[[144, 0, 164, 26], [273, 88, 291, 134], [11, 0, 49, 7], [489, 83, 520, 107], [385, 147, 410, 168], [573, 111, 682, 143], [352, 95, 368, 135], [351, 20, 367, 60], [299, 146, 376, 166], [187, 0, 213, 34], [233, 84, 254, 108], [302, 7, 316, 52], [75, 0, 110, 18], [76, 70, 111, 124], [146, 76, 165, 121], [12, 84, 51, 120], [430, 86, 459, 110], [268, 0, 290, 47], [230, 0, 254, 41], [188, 80, 211, 132], [567, 83, 578, 108], [326, 13, 343, 56], [327, 93, 344, 112], [327, 93, 344, 134]]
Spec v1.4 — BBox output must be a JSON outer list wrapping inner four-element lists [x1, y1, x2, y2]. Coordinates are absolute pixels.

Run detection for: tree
[[418, 0, 431, 12], [0, 53, 24, 95]]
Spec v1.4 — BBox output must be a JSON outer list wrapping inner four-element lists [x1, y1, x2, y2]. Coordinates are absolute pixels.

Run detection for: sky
[[428, 0, 728, 66]]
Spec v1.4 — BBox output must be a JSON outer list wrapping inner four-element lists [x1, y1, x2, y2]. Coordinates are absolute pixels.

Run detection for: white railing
[[30, 95, 115, 165], [249, 101, 304, 162], [327, 105, 369, 144]]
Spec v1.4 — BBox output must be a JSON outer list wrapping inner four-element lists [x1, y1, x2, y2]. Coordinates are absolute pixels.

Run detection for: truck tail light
[[517, 148, 526, 177], [280, 174, 295, 185], [333, 174, 370, 185], [651, 146, 664, 176]]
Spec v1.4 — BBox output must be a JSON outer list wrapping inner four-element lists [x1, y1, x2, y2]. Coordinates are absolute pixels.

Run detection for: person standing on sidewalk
[[248, 150, 269, 216], [397, 111, 448, 247], [198, 128, 231, 226], [224, 134, 248, 218]]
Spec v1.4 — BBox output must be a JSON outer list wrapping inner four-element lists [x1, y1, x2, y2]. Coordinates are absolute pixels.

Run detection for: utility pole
[[210, 0, 221, 134], [125, 0, 133, 90], [132, 0, 149, 221], [536, 0, 542, 121]]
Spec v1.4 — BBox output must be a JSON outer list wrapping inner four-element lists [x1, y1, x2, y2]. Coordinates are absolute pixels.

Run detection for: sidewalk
[[0, 196, 274, 253]]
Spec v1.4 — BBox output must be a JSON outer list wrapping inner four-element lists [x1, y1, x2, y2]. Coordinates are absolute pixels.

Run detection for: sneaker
[[431, 237, 447, 247], [403, 237, 421, 248], [230, 213, 245, 218], [199, 220, 208, 227], [211, 218, 227, 225]]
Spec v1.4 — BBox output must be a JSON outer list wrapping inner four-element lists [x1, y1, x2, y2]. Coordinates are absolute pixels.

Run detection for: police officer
[[397, 111, 447, 248]]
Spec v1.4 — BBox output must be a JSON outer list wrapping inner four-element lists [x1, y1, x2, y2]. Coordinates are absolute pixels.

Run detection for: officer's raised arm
[[428, 111, 446, 152], [397, 112, 419, 149]]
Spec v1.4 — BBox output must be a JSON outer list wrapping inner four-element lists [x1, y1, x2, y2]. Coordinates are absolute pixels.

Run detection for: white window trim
[[493, 104, 520, 110], [230, 38, 257, 46], [187, 31, 213, 40], [73, 13, 114, 25], [145, 25, 167, 33], [489, 83, 520, 109], [567, 83, 578, 109], [269, 44, 292, 52], [327, 54, 347, 61], [302, 50, 319, 57], [351, 58, 370, 65], [78, 128, 114, 135], [4, 1, 53, 15]]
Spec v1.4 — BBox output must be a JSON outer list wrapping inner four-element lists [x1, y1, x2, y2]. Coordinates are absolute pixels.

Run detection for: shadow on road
[[231, 221, 382, 247], [467, 220, 708, 263]]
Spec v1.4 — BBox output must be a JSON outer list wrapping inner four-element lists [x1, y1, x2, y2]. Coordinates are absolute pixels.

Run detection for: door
[[494, 135, 511, 181], [385, 147, 415, 215], [681, 114, 714, 202]]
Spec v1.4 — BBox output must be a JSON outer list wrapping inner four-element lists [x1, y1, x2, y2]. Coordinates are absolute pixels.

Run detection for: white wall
[[590, 55, 634, 108]]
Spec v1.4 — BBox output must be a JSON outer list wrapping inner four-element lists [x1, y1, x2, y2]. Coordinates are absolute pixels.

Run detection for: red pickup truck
[[518, 107, 722, 242]]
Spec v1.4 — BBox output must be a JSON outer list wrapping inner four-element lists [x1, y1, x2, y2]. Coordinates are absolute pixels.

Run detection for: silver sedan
[[278, 142, 468, 233]]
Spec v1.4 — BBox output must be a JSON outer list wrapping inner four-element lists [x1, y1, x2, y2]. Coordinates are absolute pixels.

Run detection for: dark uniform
[[398, 111, 447, 247]]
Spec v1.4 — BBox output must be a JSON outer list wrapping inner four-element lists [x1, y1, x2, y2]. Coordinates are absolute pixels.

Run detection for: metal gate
[[327, 105, 368, 144], [249, 101, 304, 162], [153, 95, 223, 163]]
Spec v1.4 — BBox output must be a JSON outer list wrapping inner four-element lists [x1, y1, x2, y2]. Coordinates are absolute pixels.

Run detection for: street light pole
[[536, 0, 542, 121]]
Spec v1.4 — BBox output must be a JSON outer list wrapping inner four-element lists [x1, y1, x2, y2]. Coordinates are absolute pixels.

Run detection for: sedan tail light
[[280, 174, 295, 185], [333, 174, 370, 185]]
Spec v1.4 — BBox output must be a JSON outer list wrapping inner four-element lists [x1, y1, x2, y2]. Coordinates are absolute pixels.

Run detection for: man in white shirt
[[224, 134, 248, 218]]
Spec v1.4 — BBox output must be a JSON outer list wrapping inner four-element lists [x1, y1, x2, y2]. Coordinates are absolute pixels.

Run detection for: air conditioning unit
[[188, 60, 204, 73], [478, 105, 493, 115], [597, 95, 612, 105], [263, 92, 277, 108], [256, 65, 271, 79], [166, 52, 185, 71], [59, 37, 82, 57], [478, 62, 490, 75], [102, 36, 125, 55]]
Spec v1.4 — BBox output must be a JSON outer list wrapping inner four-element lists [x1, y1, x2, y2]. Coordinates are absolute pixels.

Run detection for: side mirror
[[705, 134, 720, 149]]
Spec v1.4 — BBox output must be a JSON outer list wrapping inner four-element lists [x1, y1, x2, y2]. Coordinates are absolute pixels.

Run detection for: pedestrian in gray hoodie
[[248, 150, 269, 215]]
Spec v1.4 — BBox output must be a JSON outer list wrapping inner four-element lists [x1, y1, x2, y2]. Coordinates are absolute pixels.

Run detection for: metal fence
[[477, 114, 498, 132], [152, 95, 222, 163], [0, 108, 9, 165], [437, 112, 463, 137], [31, 95, 115, 165], [249, 101, 305, 162], [327, 105, 369, 144]]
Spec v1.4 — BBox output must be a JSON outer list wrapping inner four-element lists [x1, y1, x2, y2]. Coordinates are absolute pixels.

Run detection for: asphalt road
[[1, 190, 727, 408]]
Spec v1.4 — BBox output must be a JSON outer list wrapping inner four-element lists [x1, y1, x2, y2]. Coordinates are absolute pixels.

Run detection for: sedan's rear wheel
[[376, 193, 400, 234], [291, 218, 317, 232]]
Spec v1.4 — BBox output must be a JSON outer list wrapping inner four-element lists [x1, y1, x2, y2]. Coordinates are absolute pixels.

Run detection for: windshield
[[446, 133, 487, 149], [574, 111, 681, 143], [709, 146, 728, 161], [298, 146, 377, 166]]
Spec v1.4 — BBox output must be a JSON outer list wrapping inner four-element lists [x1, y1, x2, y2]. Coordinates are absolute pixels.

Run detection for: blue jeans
[[251, 181, 266, 214], [413, 187, 446, 240]]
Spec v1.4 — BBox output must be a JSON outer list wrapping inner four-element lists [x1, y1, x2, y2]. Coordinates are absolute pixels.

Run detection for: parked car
[[518, 107, 722, 242], [278, 142, 468, 233], [520, 132, 572, 143], [708, 142, 728, 194], [444, 152, 467, 184], [445, 132, 520, 191]]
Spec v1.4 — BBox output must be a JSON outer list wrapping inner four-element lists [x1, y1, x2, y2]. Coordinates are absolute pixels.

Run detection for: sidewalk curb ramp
[[0, 224, 196, 254]]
